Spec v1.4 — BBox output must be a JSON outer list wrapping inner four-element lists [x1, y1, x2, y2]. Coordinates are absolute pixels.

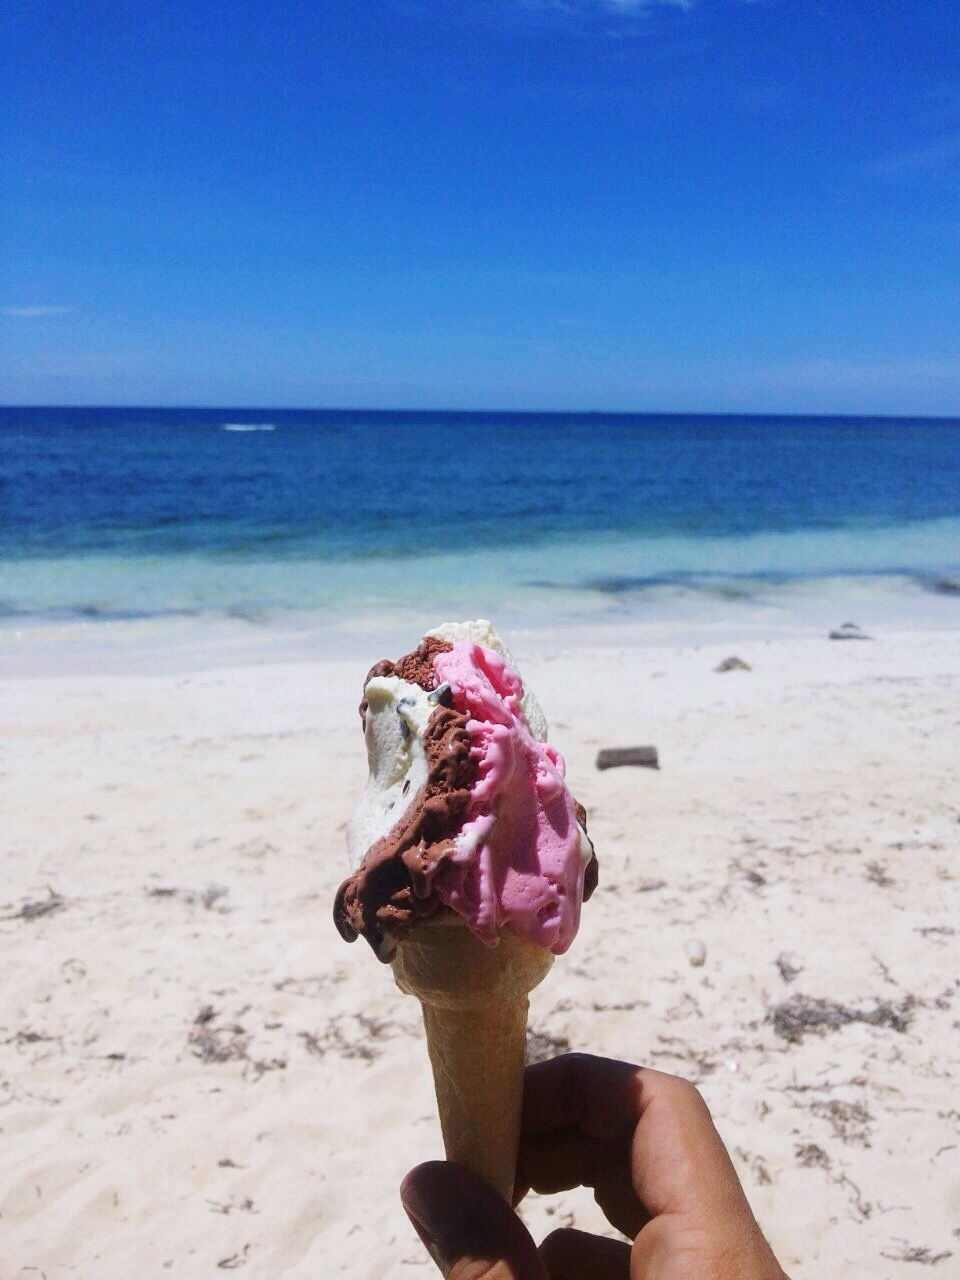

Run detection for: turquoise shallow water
[[2, 407, 958, 628]]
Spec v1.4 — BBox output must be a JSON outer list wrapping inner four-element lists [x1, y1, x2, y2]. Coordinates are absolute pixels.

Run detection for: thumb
[[401, 1161, 549, 1280]]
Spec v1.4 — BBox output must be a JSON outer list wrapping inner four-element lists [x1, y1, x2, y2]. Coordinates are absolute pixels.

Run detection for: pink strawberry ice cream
[[333, 620, 597, 961], [429, 640, 588, 950]]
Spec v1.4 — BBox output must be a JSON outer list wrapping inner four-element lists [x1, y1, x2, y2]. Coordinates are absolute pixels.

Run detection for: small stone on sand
[[685, 938, 707, 967], [715, 656, 751, 673], [829, 622, 872, 641]]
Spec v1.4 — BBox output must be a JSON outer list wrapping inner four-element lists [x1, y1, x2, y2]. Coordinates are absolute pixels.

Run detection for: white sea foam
[[221, 423, 276, 432]]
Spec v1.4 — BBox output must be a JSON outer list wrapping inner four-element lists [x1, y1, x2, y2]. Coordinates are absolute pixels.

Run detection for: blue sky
[[2, 0, 958, 412]]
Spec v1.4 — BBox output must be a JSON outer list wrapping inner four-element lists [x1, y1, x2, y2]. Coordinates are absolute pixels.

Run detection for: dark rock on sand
[[715, 656, 751, 672], [596, 746, 660, 771], [829, 622, 872, 641]]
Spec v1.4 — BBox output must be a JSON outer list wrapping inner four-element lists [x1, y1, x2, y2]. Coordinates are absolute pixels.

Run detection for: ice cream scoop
[[334, 619, 597, 960], [333, 620, 597, 1199]]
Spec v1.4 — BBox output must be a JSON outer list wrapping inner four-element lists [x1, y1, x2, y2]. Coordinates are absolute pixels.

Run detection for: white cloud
[[1, 305, 74, 318]]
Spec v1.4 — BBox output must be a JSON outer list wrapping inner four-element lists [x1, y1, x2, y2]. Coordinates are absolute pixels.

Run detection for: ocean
[[2, 406, 959, 641]]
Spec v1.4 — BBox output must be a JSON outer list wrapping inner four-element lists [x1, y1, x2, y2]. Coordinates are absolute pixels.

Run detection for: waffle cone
[[392, 919, 553, 1202]]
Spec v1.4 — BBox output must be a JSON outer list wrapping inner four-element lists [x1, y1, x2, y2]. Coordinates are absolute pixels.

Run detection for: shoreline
[[3, 581, 960, 678]]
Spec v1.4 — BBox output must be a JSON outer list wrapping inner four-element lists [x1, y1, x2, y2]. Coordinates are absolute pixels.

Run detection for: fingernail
[[400, 1169, 445, 1271], [402, 1162, 542, 1279], [405, 1210, 443, 1269], [401, 1163, 484, 1274]]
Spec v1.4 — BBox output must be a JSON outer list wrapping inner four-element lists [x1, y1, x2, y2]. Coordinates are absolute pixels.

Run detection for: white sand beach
[[1, 619, 958, 1278]]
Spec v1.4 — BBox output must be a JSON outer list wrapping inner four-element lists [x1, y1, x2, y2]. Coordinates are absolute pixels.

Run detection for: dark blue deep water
[[1, 406, 959, 624]]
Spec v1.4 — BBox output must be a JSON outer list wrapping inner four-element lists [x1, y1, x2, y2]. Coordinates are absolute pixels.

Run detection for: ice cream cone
[[392, 917, 553, 1202], [335, 623, 596, 1201]]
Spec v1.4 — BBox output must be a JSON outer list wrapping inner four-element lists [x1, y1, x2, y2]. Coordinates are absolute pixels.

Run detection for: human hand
[[400, 1053, 788, 1279]]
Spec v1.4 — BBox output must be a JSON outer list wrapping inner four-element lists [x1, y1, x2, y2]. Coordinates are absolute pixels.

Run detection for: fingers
[[522, 1054, 644, 1144], [518, 1131, 648, 1239], [401, 1161, 549, 1280], [519, 1055, 649, 1236], [520, 1055, 751, 1224], [540, 1228, 631, 1280], [628, 1070, 748, 1220], [519, 1131, 611, 1196]]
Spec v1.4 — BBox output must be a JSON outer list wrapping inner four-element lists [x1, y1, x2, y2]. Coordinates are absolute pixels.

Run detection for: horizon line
[[2, 402, 959, 423]]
